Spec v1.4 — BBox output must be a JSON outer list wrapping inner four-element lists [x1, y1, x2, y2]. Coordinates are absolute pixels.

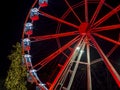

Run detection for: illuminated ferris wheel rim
[[22, 0, 120, 42], [21, 0, 120, 89]]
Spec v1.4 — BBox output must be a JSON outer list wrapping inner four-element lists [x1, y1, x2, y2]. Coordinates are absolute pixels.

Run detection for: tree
[[4, 42, 27, 90], [0, 78, 6, 90]]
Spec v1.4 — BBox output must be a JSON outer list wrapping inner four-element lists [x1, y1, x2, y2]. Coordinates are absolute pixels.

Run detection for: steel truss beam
[[30, 31, 79, 42], [39, 11, 79, 29]]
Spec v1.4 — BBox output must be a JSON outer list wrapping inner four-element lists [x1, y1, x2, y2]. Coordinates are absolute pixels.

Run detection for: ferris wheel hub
[[78, 22, 89, 35]]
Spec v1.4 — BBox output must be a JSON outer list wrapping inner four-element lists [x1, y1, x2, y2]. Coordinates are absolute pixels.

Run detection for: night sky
[[0, 0, 33, 78], [1, 0, 120, 90]]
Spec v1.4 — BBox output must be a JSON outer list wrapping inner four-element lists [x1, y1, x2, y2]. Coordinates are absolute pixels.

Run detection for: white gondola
[[24, 22, 33, 35], [29, 69, 41, 82], [30, 8, 39, 21], [39, 0, 48, 7], [24, 54, 32, 67], [23, 38, 31, 51]]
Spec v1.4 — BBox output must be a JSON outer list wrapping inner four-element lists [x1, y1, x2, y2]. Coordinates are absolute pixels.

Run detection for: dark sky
[[1, 0, 120, 90], [0, 0, 33, 78]]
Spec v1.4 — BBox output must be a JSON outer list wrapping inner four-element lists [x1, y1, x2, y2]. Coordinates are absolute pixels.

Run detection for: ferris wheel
[[22, 0, 120, 90]]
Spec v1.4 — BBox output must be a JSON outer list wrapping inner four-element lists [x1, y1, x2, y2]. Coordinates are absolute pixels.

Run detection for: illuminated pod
[[27, 69, 48, 88], [39, 0, 48, 7], [24, 22, 33, 36], [23, 38, 31, 51], [30, 8, 39, 21], [30, 69, 39, 81], [24, 54, 32, 68]]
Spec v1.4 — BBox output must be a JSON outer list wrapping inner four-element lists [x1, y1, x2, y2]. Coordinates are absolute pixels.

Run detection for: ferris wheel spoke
[[61, 8, 71, 19], [84, 0, 89, 22], [64, 0, 82, 23], [60, 1, 84, 20], [90, 0, 105, 25], [67, 41, 86, 90], [93, 5, 120, 28], [39, 11, 79, 29], [55, 0, 85, 34], [91, 24, 120, 32], [49, 36, 85, 90], [56, 1, 85, 34], [86, 41, 92, 90], [104, 3, 120, 22], [72, 1, 84, 9], [107, 44, 119, 58], [61, 3, 81, 19], [90, 58, 102, 65], [90, 43, 119, 65], [90, 44, 118, 65], [89, 34, 120, 88], [33, 35, 80, 70], [91, 35, 120, 65], [106, 34, 120, 57], [30, 31, 79, 42], [93, 33, 120, 45]]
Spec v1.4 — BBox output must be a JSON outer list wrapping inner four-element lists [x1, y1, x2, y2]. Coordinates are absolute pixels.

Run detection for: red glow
[[25, 30, 33, 35], [24, 46, 31, 51], [79, 22, 89, 35], [30, 15, 39, 21], [39, 2, 48, 7]]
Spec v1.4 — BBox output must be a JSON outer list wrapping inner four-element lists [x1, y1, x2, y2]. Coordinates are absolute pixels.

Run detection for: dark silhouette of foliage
[[4, 42, 27, 90]]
